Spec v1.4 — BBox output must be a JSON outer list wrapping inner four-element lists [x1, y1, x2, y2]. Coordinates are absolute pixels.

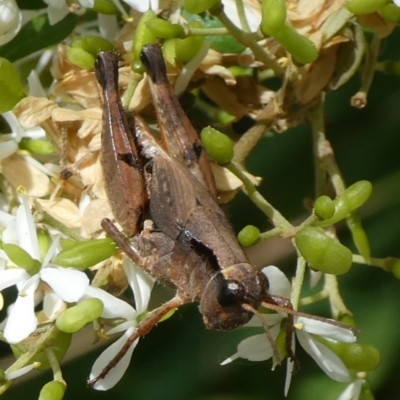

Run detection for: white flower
[[0, 0, 22, 46], [336, 379, 363, 400], [123, 0, 158, 12], [88, 255, 155, 390], [221, 266, 356, 395], [221, 0, 262, 32], [0, 111, 46, 161], [43, 0, 94, 25], [0, 196, 89, 343]]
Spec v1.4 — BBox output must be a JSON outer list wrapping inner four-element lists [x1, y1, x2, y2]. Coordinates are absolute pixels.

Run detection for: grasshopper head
[[199, 263, 269, 330]]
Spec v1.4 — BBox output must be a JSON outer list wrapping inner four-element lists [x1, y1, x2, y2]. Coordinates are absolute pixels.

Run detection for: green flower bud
[[385, 257, 400, 279], [338, 180, 372, 213], [59, 238, 77, 250], [39, 381, 66, 400], [314, 195, 335, 220], [175, 22, 205, 63], [133, 10, 158, 72], [200, 126, 234, 164], [376, 60, 400, 75], [318, 338, 381, 372], [3, 243, 41, 275], [66, 47, 95, 69], [0, 370, 5, 383], [145, 18, 185, 39], [12, 332, 72, 371], [56, 298, 104, 333], [295, 227, 352, 275], [260, 0, 287, 36], [37, 228, 51, 262], [70, 35, 114, 55], [337, 313, 356, 327], [0, 58, 25, 113], [274, 23, 318, 64], [19, 138, 57, 155], [317, 181, 372, 227], [360, 380, 375, 400], [162, 38, 178, 66], [347, 213, 371, 261], [183, 0, 221, 14], [67, 35, 114, 69], [91, 0, 120, 15], [379, 4, 400, 23], [54, 237, 118, 269], [238, 225, 260, 247], [345, 0, 388, 15]]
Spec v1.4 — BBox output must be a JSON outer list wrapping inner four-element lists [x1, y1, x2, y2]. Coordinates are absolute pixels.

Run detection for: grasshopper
[[91, 44, 349, 387]]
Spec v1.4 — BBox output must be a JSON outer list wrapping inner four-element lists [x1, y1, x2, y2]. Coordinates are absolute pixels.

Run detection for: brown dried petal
[[81, 198, 112, 237], [1, 154, 53, 197], [294, 46, 338, 104], [37, 198, 81, 229], [13, 97, 58, 128]]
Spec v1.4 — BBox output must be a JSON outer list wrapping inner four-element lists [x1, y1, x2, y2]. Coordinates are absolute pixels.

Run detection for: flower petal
[[123, 0, 158, 12], [261, 266, 291, 298], [40, 268, 89, 302], [17, 197, 40, 260], [0, 268, 30, 291], [45, 2, 69, 25], [335, 380, 363, 400], [90, 327, 138, 390], [0, 140, 18, 161], [296, 330, 350, 382], [6, 363, 35, 380], [0, 209, 15, 230], [297, 316, 357, 343], [83, 286, 136, 320], [245, 312, 283, 328], [43, 291, 65, 320], [221, 325, 281, 364], [98, 14, 119, 42], [284, 337, 296, 396], [0, 0, 22, 46], [221, 0, 261, 32], [4, 277, 39, 343], [123, 256, 154, 314]]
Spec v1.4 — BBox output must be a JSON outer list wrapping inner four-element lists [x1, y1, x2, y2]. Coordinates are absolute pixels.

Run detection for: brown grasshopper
[[90, 44, 347, 386]]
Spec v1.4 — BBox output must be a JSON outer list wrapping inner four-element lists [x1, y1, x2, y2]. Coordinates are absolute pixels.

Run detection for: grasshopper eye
[[217, 279, 246, 307]]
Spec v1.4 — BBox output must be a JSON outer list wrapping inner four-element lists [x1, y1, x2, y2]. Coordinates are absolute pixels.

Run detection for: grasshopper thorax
[[199, 264, 269, 330]]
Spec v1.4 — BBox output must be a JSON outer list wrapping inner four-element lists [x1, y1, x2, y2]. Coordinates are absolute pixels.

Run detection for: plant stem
[[212, 8, 283, 75], [324, 274, 352, 319], [291, 253, 307, 310], [234, 0, 251, 32], [188, 27, 230, 36], [351, 33, 381, 109], [227, 161, 292, 231], [34, 210, 84, 242], [309, 94, 346, 196]]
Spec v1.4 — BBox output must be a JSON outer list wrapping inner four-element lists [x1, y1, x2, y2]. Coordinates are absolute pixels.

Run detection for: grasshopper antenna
[[241, 303, 283, 365]]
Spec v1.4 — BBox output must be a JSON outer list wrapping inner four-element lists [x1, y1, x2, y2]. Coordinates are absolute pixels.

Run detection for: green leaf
[[16, 0, 46, 10], [0, 13, 78, 62]]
